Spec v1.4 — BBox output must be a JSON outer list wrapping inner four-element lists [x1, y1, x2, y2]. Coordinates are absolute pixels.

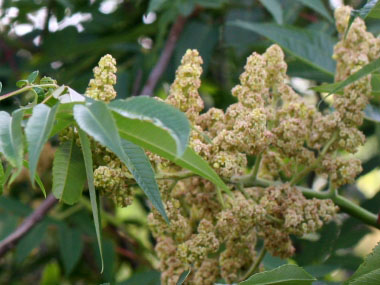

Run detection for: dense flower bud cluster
[[55, 5, 378, 284], [85, 54, 117, 102], [165, 49, 204, 122], [146, 6, 379, 283], [85, 55, 135, 206]]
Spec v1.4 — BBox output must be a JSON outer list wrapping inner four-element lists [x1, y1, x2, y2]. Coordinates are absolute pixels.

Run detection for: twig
[[140, 15, 187, 96], [240, 248, 267, 282], [0, 193, 58, 258]]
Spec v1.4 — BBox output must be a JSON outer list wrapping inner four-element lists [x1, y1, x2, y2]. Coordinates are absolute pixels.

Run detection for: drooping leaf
[[113, 112, 231, 195], [347, 242, 380, 284], [0, 81, 2, 93], [74, 101, 168, 221], [177, 269, 191, 285], [259, 0, 283, 24], [27, 70, 39, 84], [0, 109, 24, 170], [52, 138, 86, 204], [239, 264, 316, 285], [23, 160, 47, 197], [58, 223, 83, 275], [229, 21, 336, 76], [121, 139, 165, 221], [25, 104, 58, 186], [108, 96, 190, 156], [294, 0, 333, 22], [77, 129, 103, 272]]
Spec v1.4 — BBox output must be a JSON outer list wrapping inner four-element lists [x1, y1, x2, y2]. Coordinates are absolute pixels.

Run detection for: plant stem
[[55, 203, 83, 220], [240, 248, 267, 282], [0, 84, 58, 101], [156, 170, 196, 180], [252, 153, 262, 181], [41, 94, 53, 104], [290, 132, 338, 186]]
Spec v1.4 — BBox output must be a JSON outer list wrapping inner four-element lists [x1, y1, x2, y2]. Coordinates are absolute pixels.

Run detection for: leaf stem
[[290, 132, 338, 186], [0, 84, 58, 102], [240, 248, 267, 282]]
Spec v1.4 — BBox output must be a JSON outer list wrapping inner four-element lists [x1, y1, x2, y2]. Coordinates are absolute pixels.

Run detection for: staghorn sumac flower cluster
[[67, 5, 379, 285]]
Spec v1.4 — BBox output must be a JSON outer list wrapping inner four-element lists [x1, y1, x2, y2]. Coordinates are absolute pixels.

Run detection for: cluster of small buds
[[219, 230, 257, 283], [319, 156, 363, 188], [261, 227, 294, 259], [258, 184, 338, 238], [155, 236, 187, 285], [93, 165, 133, 207], [216, 192, 260, 240], [165, 49, 204, 122], [85, 54, 117, 102], [333, 6, 380, 127], [192, 258, 219, 285], [177, 219, 219, 266]]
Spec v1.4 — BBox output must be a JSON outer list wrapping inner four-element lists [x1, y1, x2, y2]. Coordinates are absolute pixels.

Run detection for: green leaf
[[0, 81, 2, 93], [41, 262, 61, 285], [119, 270, 161, 285], [16, 79, 28, 88], [52, 138, 86, 204], [348, 242, 380, 284], [23, 160, 47, 197], [109, 97, 190, 156], [0, 162, 4, 195], [49, 102, 76, 138], [239, 264, 316, 285], [259, 0, 283, 25], [371, 73, 380, 96], [350, 268, 380, 285], [27, 70, 39, 84], [113, 112, 231, 195], [58, 223, 83, 275], [77, 129, 103, 272], [0, 109, 24, 170], [353, 0, 380, 19], [25, 104, 58, 187], [229, 21, 336, 76], [321, 57, 380, 96], [121, 139, 165, 220], [177, 269, 191, 285], [147, 0, 168, 12], [346, 0, 380, 36], [74, 101, 168, 221], [15, 221, 48, 263], [294, 0, 333, 22], [367, 0, 380, 18]]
